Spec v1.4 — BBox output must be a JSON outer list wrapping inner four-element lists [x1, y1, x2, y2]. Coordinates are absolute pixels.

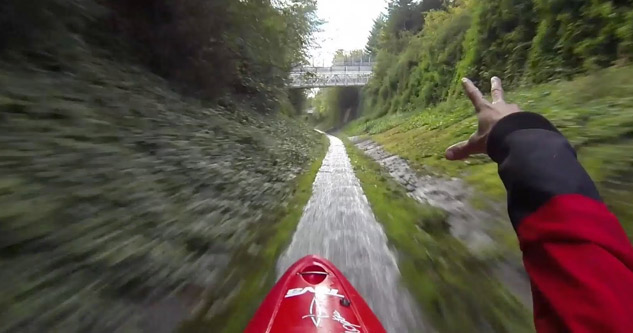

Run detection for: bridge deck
[[289, 64, 375, 88]]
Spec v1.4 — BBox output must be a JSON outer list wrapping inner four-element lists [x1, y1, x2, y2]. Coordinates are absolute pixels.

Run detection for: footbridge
[[289, 63, 375, 88]]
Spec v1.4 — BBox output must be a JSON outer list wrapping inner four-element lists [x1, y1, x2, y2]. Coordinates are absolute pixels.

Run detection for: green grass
[[181, 134, 329, 333], [343, 138, 532, 333], [346, 65, 633, 238]]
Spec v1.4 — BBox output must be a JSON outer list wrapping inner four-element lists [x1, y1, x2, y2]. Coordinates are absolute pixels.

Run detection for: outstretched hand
[[445, 77, 521, 160]]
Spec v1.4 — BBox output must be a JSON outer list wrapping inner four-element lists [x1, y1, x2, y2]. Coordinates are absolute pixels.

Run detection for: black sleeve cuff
[[487, 112, 560, 163], [486, 112, 602, 230]]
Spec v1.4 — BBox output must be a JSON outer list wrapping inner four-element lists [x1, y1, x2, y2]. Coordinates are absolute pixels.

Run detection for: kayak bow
[[245, 255, 386, 332]]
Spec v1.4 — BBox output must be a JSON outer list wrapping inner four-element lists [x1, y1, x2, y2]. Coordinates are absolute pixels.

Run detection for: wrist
[[487, 112, 560, 163]]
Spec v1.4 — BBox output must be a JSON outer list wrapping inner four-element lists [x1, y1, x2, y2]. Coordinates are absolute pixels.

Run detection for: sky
[[309, 0, 388, 66]]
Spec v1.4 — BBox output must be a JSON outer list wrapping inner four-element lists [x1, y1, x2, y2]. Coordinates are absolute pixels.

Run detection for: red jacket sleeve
[[487, 112, 633, 333]]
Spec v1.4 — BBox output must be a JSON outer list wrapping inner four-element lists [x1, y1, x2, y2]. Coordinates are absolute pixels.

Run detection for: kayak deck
[[245, 255, 386, 332]]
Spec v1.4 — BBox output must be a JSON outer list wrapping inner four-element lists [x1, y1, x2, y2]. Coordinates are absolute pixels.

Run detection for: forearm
[[487, 112, 601, 228], [488, 112, 633, 332]]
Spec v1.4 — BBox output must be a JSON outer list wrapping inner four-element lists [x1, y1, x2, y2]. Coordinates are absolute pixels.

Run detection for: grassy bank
[[0, 51, 323, 331], [182, 134, 329, 332], [346, 66, 633, 238], [343, 138, 532, 332]]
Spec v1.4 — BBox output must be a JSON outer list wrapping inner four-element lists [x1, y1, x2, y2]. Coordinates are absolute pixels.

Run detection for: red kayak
[[245, 255, 386, 332]]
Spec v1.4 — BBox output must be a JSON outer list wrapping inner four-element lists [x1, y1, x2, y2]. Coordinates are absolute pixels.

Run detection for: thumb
[[445, 140, 472, 160]]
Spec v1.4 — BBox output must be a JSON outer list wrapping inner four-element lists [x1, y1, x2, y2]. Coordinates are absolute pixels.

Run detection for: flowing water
[[277, 134, 428, 332]]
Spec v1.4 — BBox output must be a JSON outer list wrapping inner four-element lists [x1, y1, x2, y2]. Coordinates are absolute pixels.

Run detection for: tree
[[526, 0, 629, 82], [363, 0, 448, 115], [332, 49, 370, 65], [383, 0, 444, 44], [288, 89, 308, 115], [365, 14, 386, 57], [363, 0, 633, 116], [453, 0, 536, 92], [108, 0, 319, 104]]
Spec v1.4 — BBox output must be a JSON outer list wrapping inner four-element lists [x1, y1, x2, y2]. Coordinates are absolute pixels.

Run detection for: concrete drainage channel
[[277, 133, 429, 332], [350, 136, 533, 308]]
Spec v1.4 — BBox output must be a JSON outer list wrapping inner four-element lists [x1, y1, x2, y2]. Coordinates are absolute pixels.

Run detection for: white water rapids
[[277, 134, 428, 332]]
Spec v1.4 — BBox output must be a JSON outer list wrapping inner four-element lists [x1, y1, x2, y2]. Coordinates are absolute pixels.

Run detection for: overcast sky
[[309, 0, 388, 66]]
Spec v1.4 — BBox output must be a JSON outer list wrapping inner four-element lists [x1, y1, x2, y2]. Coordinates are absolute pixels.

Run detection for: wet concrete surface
[[277, 134, 431, 332], [350, 137, 533, 309]]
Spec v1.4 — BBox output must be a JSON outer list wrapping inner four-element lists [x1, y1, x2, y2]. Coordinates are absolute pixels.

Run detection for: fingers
[[491, 76, 504, 104], [445, 140, 472, 160], [461, 78, 485, 109]]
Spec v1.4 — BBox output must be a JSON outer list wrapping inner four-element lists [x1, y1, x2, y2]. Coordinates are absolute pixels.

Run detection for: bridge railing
[[288, 73, 373, 88], [291, 64, 375, 74], [288, 63, 376, 88]]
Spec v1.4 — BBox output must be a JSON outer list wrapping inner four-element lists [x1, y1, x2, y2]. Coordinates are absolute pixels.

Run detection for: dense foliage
[[364, 0, 633, 116], [0, 0, 318, 107], [0, 59, 321, 332], [109, 0, 318, 104], [0, 1, 323, 331]]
